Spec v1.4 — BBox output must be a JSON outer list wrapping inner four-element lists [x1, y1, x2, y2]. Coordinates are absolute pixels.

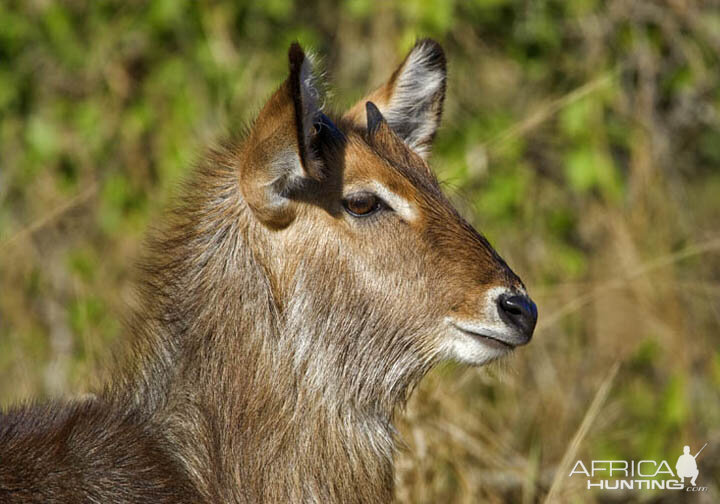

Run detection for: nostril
[[502, 300, 523, 316], [497, 294, 538, 338]]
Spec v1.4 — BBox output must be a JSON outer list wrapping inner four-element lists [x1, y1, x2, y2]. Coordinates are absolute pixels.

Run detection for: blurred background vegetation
[[1, 0, 719, 502]]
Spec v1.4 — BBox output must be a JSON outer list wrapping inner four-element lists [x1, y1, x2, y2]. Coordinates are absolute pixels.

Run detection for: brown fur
[[0, 40, 533, 503]]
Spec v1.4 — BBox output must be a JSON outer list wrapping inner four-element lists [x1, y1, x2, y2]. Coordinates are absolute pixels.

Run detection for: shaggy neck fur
[[108, 147, 431, 503]]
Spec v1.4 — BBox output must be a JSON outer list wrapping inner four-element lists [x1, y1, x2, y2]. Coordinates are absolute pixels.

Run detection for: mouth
[[449, 322, 516, 350]]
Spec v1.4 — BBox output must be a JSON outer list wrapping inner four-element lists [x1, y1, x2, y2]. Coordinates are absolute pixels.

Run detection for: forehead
[[339, 131, 443, 200]]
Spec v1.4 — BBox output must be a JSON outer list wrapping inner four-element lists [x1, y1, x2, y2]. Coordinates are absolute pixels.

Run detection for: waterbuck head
[[237, 40, 537, 410]]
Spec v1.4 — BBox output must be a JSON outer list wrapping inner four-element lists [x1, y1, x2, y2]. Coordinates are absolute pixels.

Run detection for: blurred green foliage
[[2, 1, 719, 502]]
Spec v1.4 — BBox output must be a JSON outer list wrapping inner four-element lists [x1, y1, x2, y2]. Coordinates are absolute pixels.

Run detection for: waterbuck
[[0, 39, 537, 503]]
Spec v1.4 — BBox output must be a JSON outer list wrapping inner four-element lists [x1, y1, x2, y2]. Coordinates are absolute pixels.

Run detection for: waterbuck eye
[[342, 192, 383, 217]]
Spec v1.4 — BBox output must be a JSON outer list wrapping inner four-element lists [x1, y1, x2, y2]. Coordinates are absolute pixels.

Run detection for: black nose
[[497, 294, 538, 342]]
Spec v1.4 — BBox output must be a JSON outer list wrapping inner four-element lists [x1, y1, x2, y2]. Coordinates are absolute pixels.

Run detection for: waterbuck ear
[[344, 39, 446, 159], [240, 42, 323, 228]]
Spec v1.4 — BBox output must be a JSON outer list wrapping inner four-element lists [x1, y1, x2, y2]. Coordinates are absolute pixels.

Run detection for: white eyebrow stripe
[[350, 181, 418, 222]]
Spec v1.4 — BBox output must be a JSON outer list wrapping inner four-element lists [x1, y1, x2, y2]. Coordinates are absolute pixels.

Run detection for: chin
[[441, 333, 516, 366]]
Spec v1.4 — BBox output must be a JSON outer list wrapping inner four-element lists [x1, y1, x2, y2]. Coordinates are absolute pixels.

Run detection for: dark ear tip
[[365, 101, 384, 135], [288, 42, 305, 71], [413, 38, 446, 71]]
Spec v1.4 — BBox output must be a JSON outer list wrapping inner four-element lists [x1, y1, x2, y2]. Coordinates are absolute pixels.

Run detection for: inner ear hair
[[342, 39, 447, 159], [288, 43, 324, 179], [384, 39, 446, 156]]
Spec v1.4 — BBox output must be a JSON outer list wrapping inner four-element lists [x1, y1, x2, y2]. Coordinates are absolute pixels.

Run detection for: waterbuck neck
[[112, 155, 409, 502]]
